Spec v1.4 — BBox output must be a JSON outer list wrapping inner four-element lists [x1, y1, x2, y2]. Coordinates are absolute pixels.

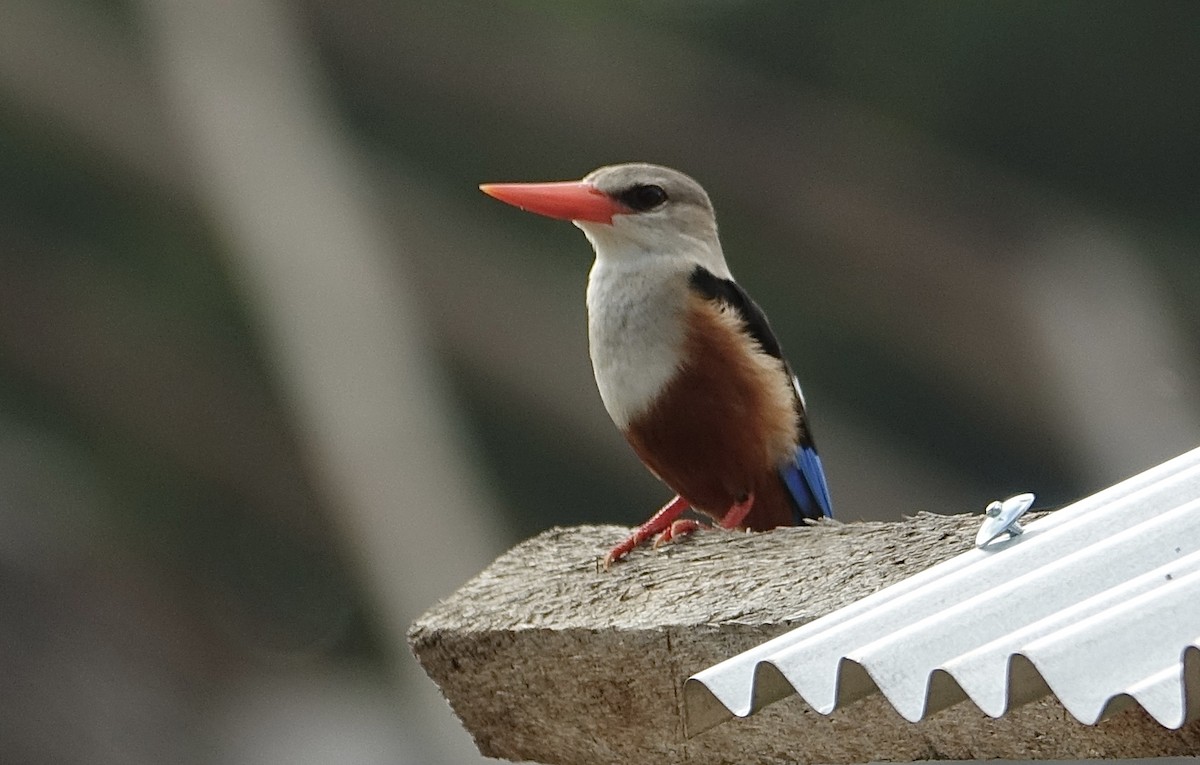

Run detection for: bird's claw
[[601, 547, 626, 571], [602, 518, 709, 569], [602, 495, 693, 570], [601, 492, 750, 569], [652, 519, 706, 547]]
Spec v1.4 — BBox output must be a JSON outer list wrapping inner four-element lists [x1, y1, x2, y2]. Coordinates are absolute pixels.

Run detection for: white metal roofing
[[685, 446, 1200, 737]]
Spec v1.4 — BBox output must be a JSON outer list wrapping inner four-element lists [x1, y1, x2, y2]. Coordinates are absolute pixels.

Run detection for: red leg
[[604, 495, 691, 569], [718, 491, 756, 530]]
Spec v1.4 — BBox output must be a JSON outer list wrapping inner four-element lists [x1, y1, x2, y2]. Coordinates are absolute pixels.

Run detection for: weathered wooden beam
[[409, 515, 1200, 764]]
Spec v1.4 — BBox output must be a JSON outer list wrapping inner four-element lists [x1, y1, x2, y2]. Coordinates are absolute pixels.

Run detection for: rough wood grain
[[409, 514, 1200, 764]]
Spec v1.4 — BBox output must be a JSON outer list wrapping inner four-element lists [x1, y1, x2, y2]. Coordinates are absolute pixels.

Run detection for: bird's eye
[[619, 184, 668, 211]]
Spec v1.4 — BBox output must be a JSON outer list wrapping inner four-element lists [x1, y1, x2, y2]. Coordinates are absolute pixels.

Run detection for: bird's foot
[[718, 491, 756, 530], [647, 493, 752, 550], [603, 494, 691, 569], [652, 519, 708, 548]]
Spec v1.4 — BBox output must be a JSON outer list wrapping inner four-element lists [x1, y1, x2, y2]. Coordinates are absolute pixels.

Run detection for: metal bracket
[[976, 492, 1035, 549]]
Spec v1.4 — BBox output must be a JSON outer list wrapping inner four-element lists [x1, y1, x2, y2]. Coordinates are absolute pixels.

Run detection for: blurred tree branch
[[141, 0, 509, 762]]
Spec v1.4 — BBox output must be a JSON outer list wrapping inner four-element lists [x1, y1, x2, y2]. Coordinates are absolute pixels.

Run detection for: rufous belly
[[623, 297, 799, 530]]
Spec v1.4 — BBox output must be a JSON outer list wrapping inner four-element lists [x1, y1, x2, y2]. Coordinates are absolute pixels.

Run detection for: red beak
[[479, 181, 622, 224]]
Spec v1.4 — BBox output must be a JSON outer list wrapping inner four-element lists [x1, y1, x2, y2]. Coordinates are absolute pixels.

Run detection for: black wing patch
[[688, 265, 817, 448], [688, 265, 784, 361], [689, 267, 831, 516]]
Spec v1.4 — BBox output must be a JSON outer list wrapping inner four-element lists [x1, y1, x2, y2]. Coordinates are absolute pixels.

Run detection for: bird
[[479, 163, 833, 566]]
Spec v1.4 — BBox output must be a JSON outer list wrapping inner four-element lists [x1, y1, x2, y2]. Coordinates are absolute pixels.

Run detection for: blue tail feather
[[780, 444, 834, 522]]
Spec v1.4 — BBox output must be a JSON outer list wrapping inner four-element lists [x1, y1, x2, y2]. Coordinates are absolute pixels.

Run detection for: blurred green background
[[1, 1, 1198, 763]]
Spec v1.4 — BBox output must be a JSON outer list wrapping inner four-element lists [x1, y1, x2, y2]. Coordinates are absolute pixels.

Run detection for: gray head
[[480, 163, 730, 276], [577, 163, 724, 269]]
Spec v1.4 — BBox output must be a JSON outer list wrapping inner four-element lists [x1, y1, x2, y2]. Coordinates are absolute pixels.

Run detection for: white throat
[[581, 222, 733, 429]]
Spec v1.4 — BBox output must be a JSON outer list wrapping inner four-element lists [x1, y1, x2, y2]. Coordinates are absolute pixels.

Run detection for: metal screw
[[975, 492, 1036, 549]]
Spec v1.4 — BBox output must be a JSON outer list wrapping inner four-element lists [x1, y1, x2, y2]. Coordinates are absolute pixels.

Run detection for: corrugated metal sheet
[[684, 447, 1200, 736]]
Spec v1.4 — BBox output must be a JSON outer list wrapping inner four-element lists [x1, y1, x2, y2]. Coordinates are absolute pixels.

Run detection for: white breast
[[585, 259, 689, 429]]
